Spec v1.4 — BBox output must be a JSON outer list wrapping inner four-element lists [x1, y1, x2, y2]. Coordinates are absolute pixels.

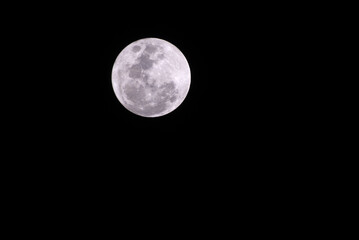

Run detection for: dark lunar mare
[[128, 64, 142, 78], [127, 44, 159, 79], [144, 44, 157, 54], [132, 45, 141, 53], [138, 54, 154, 70], [123, 83, 146, 105]]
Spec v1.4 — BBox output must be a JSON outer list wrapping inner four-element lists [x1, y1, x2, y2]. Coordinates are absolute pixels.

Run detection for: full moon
[[112, 38, 191, 117]]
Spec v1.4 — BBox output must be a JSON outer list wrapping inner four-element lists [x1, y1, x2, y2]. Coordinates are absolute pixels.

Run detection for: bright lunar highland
[[112, 38, 191, 117]]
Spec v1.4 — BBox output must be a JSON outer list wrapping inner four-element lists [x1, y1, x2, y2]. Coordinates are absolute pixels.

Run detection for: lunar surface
[[111, 38, 191, 117]]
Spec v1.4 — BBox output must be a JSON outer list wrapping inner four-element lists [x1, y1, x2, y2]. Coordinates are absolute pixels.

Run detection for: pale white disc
[[111, 38, 191, 117]]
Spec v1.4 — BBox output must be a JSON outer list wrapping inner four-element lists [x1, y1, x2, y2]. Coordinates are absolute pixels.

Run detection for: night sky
[[2, 3, 327, 232], [8, 2, 313, 187]]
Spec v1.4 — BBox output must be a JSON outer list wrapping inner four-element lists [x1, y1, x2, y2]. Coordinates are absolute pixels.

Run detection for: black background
[[6, 2, 314, 172], [5, 1, 322, 201], [2, 2, 345, 234], [2, 1, 332, 233]]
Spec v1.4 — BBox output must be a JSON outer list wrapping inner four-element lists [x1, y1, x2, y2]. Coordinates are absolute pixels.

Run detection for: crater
[[157, 53, 165, 60], [169, 95, 177, 103], [142, 73, 149, 83], [143, 101, 168, 116], [132, 45, 141, 53], [145, 77, 157, 88], [123, 81, 176, 117], [155, 82, 176, 102], [159, 81, 176, 91]]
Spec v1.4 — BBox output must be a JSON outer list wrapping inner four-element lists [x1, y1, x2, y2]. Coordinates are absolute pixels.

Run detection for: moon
[[111, 38, 191, 117]]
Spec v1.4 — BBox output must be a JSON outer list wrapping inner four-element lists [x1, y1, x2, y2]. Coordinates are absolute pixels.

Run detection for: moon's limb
[[111, 38, 191, 117]]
